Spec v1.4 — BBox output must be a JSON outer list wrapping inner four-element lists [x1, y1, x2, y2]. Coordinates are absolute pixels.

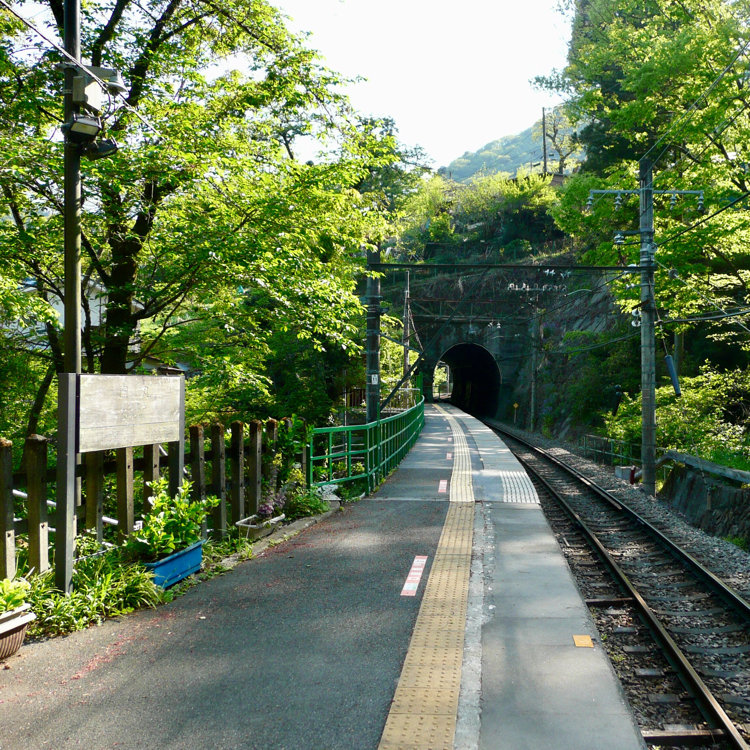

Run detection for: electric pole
[[57, 0, 82, 593], [639, 159, 657, 496], [402, 271, 410, 380], [366, 247, 381, 424], [588, 167, 702, 499], [542, 107, 548, 175]]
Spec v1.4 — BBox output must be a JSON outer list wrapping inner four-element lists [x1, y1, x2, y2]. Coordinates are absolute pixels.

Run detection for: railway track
[[488, 422, 750, 750]]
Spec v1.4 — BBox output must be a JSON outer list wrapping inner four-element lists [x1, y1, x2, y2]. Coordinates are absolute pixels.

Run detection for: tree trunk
[[19, 362, 56, 472]]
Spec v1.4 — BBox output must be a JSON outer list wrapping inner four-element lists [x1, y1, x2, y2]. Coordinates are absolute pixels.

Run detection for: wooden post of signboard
[[56, 373, 78, 593], [230, 422, 245, 524], [0, 438, 15, 579], [85, 451, 104, 542], [26, 435, 50, 572], [168, 379, 185, 498], [248, 420, 262, 516], [210, 423, 226, 539], [116, 447, 134, 541]]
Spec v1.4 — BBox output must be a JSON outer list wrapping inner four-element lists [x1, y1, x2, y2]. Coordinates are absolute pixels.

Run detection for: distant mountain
[[440, 126, 540, 182], [440, 118, 580, 183]]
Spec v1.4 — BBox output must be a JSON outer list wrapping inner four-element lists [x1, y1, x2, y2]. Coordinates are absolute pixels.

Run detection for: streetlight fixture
[[62, 112, 101, 143]]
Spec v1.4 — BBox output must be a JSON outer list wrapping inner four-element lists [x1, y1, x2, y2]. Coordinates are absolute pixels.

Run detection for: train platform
[[0, 404, 646, 750], [376, 403, 646, 750]]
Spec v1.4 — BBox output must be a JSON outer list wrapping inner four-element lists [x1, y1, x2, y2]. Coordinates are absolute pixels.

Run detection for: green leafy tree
[[0, 0, 418, 440]]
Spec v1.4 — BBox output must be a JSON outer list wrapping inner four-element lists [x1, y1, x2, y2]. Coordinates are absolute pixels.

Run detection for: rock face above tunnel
[[415, 272, 626, 434]]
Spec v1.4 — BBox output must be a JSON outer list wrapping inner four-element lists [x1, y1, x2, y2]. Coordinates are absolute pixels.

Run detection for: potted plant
[[124, 479, 218, 588], [236, 491, 286, 541], [0, 576, 35, 660]]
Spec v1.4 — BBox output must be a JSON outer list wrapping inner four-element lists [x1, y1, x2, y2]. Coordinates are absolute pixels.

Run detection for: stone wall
[[660, 464, 750, 544]]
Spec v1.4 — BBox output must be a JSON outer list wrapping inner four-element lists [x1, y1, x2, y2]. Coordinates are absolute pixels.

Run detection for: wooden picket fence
[[0, 417, 307, 581]]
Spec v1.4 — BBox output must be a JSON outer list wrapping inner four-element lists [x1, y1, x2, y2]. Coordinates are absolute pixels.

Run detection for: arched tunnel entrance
[[438, 343, 502, 418]]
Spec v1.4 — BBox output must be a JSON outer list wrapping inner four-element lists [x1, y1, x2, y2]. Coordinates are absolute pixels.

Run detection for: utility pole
[[366, 247, 381, 424], [542, 107, 548, 175], [639, 159, 657, 496], [56, 0, 82, 593], [529, 312, 539, 432], [402, 271, 410, 380], [588, 166, 702, 499]]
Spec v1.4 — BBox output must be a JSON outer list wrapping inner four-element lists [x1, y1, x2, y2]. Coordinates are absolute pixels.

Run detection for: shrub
[[284, 489, 330, 521], [0, 576, 30, 613], [123, 479, 218, 562]]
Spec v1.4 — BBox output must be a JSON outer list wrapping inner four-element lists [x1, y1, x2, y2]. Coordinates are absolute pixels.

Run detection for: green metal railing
[[579, 434, 669, 483], [306, 398, 425, 491]]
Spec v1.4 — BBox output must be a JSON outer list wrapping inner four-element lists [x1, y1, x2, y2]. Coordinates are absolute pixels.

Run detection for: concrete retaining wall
[[660, 464, 750, 544]]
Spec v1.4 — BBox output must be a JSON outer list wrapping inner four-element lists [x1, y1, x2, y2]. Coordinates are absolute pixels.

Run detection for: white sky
[[273, 0, 573, 167]]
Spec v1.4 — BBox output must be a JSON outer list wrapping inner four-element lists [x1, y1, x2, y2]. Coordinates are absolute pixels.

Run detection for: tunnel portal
[[439, 343, 502, 418]]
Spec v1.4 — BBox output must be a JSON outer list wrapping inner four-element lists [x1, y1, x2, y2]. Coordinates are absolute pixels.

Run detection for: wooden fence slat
[[190, 425, 206, 502], [248, 420, 262, 516], [85, 451, 104, 542], [266, 418, 279, 492], [210, 424, 226, 539], [143, 443, 160, 496], [168, 378, 186, 497], [230, 422, 245, 524], [0, 438, 15, 579], [116, 447, 134, 541], [26, 435, 49, 573]]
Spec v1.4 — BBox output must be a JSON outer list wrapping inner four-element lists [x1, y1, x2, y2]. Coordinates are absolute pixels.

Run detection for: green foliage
[[24, 551, 161, 638], [283, 489, 330, 521], [604, 365, 750, 471], [0, 576, 30, 613], [123, 479, 218, 562], [724, 535, 749, 552], [441, 113, 581, 183], [542, 327, 640, 428], [395, 172, 563, 261], [0, 0, 426, 445], [442, 127, 534, 182]]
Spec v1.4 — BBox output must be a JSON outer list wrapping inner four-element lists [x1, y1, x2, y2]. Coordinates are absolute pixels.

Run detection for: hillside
[[440, 126, 539, 182], [440, 115, 580, 182]]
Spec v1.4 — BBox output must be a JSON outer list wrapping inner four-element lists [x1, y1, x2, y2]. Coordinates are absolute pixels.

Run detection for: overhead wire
[[0, 0, 162, 136], [655, 258, 750, 335]]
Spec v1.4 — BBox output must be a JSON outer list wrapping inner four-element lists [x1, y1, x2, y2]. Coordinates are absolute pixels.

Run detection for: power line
[[655, 258, 750, 335], [642, 36, 750, 168], [655, 191, 750, 249]]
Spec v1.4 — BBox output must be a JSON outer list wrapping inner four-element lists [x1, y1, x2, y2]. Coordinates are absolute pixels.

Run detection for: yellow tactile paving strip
[[379, 406, 474, 750]]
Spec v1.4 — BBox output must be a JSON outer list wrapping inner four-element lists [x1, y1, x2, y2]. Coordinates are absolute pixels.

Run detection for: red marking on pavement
[[438, 479, 448, 493], [401, 556, 428, 596]]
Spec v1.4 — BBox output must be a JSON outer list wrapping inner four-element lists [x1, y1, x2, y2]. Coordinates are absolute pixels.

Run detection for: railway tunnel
[[438, 343, 503, 418]]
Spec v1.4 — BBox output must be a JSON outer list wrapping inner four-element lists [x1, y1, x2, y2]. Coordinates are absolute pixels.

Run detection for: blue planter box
[[144, 540, 204, 588]]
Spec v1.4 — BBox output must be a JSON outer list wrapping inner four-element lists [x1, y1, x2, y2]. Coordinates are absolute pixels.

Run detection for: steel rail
[[515, 450, 749, 750], [487, 419, 750, 622]]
